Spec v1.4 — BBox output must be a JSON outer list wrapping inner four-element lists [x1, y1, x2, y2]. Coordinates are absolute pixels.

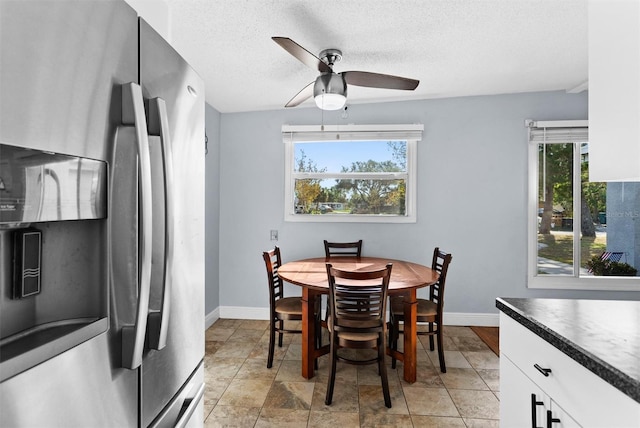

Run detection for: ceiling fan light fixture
[[314, 73, 347, 110], [314, 93, 346, 110]]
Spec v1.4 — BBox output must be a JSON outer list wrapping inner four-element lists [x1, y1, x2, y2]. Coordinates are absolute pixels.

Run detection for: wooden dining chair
[[388, 247, 452, 373], [325, 262, 393, 408], [321, 239, 364, 336], [324, 239, 363, 258], [262, 246, 320, 369]]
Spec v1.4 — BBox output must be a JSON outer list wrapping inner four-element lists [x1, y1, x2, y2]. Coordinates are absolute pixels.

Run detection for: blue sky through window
[[294, 140, 405, 173]]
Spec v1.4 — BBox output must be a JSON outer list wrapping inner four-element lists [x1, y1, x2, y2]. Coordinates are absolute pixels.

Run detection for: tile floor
[[203, 319, 500, 427]]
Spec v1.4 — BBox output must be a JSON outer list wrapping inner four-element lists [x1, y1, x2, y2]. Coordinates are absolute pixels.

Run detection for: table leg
[[301, 287, 316, 379], [402, 289, 418, 383]]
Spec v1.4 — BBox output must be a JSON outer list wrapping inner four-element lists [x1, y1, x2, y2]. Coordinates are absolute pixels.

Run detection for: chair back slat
[[263, 247, 284, 309], [326, 263, 392, 332], [324, 240, 363, 258], [429, 247, 452, 309]]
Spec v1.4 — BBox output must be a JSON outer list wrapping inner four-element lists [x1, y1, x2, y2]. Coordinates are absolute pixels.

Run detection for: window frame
[[527, 119, 640, 291], [283, 124, 422, 223]]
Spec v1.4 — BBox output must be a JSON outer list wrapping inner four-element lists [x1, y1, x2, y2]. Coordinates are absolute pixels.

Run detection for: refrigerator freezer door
[[149, 361, 205, 428], [139, 19, 205, 427]]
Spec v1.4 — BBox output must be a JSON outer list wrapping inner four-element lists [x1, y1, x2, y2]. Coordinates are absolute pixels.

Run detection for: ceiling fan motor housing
[[314, 72, 347, 110]]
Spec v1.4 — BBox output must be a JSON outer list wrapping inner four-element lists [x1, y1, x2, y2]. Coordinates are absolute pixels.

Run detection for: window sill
[[527, 275, 640, 291], [284, 213, 416, 223]]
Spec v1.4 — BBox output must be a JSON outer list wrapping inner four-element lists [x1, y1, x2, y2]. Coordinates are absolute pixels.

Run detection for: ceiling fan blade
[[285, 81, 315, 108], [342, 71, 419, 90], [272, 37, 332, 73]]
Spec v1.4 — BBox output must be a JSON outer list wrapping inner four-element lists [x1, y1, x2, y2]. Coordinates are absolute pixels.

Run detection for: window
[[527, 120, 640, 291], [283, 124, 423, 223]]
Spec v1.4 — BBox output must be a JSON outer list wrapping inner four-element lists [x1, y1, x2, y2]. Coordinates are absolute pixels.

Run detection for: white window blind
[[527, 120, 588, 143], [282, 124, 423, 143]]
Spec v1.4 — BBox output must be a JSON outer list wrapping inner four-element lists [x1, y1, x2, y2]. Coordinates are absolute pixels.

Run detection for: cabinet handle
[[546, 410, 561, 428], [534, 363, 552, 377], [531, 393, 544, 428]]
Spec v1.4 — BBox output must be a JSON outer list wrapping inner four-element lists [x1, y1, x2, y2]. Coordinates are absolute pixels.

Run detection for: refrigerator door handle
[[121, 82, 153, 369], [146, 97, 173, 351]]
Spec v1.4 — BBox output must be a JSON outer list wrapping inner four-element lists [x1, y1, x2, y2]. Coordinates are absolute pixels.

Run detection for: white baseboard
[[208, 306, 499, 327], [443, 312, 500, 327], [205, 306, 220, 329], [219, 306, 270, 320]]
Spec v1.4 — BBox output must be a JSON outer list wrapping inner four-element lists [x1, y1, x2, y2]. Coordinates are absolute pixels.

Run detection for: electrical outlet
[[270, 230, 278, 241]]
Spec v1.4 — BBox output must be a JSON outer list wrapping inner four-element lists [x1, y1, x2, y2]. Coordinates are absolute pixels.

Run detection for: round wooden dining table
[[277, 256, 439, 383]]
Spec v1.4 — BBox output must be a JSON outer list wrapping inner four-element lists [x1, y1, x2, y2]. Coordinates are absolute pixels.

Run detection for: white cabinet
[[501, 354, 580, 428], [550, 401, 581, 428], [500, 313, 640, 427], [588, 0, 640, 182]]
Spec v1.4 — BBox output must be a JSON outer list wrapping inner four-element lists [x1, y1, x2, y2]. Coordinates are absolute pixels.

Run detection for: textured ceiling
[[167, 0, 587, 113]]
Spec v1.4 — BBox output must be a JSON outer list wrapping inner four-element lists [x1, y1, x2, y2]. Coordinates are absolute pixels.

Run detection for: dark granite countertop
[[496, 297, 640, 404]]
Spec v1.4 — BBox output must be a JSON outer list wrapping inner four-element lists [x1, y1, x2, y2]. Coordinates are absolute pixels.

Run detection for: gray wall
[[205, 103, 221, 314], [207, 90, 638, 319]]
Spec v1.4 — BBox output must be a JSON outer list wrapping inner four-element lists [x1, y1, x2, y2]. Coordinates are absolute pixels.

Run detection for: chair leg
[[315, 296, 323, 348], [278, 320, 284, 347], [436, 326, 446, 373], [324, 301, 331, 330], [379, 335, 392, 408], [325, 332, 338, 406], [390, 318, 398, 369], [428, 322, 435, 351], [267, 319, 276, 369], [314, 317, 320, 370], [313, 296, 321, 370]]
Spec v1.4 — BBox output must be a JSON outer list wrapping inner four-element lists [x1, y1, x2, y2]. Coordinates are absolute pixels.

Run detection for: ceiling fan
[[272, 37, 420, 110]]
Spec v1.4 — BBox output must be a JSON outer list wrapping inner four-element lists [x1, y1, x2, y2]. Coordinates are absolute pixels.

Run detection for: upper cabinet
[[588, 0, 640, 182]]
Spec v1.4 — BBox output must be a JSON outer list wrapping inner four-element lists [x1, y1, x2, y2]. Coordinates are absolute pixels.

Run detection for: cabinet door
[[501, 354, 548, 428], [548, 401, 581, 428]]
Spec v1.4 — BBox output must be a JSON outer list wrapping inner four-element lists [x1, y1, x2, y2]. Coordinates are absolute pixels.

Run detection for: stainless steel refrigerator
[[0, 1, 205, 426]]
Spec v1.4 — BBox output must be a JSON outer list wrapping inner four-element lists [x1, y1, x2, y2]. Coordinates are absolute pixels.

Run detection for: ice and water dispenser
[[0, 144, 108, 380]]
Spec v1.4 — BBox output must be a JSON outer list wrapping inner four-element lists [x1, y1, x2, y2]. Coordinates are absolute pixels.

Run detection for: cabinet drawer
[[500, 313, 640, 427]]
